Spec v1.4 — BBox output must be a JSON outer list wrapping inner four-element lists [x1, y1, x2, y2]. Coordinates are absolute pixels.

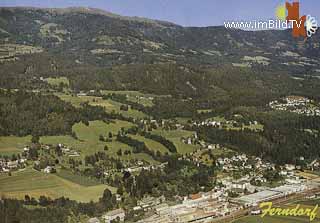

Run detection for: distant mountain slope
[[0, 7, 319, 75]]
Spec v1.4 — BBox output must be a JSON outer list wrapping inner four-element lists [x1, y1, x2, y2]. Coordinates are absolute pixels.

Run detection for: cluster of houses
[[216, 154, 274, 173], [0, 143, 81, 175], [124, 162, 167, 174], [0, 158, 26, 172], [192, 120, 223, 128], [0, 146, 29, 173], [214, 153, 310, 197], [181, 132, 219, 150], [57, 143, 81, 157], [181, 132, 199, 145], [139, 118, 183, 131], [269, 96, 320, 116]]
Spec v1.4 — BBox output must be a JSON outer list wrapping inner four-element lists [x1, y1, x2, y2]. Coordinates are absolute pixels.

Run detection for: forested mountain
[[0, 7, 320, 75]]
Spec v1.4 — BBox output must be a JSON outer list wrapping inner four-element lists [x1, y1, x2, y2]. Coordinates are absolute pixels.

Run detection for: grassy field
[[129, 134, 169, 154], [44, 77, 69, 86], [55, 93, 147, 118], [55, 93, 85, 107], [101, 90, 157, 107], [55, 169, 100, 187], [0, 168, 113, 202], [0, 120, 157, 163], [0, 136, 31, 156], [73, 120, 133, 141], [41, 120, 134, 156], [152, 129, 201, 154], [41, 120, 157, 163], [89, 97, 147, 119]]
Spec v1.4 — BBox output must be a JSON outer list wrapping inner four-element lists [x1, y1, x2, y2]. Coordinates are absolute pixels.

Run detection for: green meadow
[[0, 136, 31, 156], [0, 168, 113, 202], [44, 77, 69, 87], [152, 129, 201, 154], [101, 90, 156, 107], [55, 93, 148, 118], [129, 134, 169, 154]]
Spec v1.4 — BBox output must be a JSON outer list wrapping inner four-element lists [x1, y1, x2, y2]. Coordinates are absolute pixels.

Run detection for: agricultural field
[[152, 129, 201, 154], [0, 136, 31, 156], [0, 168, 113, 202]]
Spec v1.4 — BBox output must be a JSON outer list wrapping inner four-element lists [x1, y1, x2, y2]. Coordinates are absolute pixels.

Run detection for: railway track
[[208, 187, 320, 223]]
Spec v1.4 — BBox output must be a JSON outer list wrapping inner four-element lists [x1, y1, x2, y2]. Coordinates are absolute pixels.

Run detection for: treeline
[[141, 132, 177, 153], [103, 93, 146, 112], [116, 134, 151, 155], [124, 125, 177, 154], [116, 134, 169, 163]]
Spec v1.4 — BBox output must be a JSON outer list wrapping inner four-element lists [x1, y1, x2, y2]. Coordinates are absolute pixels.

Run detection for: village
[[1, 137, 320, 223], [269, 95, 320, 116], [92, 155, 318, 223]]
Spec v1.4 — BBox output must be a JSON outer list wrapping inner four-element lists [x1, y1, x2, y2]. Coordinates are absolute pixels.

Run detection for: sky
[[0, 0, 319, 27]]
